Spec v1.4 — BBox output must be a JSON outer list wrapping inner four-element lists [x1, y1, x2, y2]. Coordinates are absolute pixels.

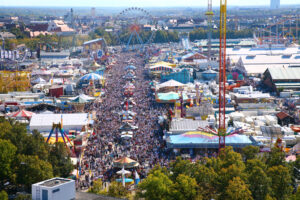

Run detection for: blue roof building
[[161, 69, 193, 84]]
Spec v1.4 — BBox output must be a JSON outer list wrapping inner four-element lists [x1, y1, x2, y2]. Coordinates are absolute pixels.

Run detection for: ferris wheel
[[115, 7, 156, 51]]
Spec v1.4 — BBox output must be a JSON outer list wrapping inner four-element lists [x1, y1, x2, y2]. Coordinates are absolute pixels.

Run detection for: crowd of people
[[77, 52, 171, 190]]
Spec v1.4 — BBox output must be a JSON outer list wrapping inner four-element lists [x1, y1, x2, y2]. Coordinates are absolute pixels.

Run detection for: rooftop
[[227, 47, 300, 56], [30, 113, 90, 129], [267, 67, 300, 80], [276, 111, 292, 120], [167, 132, 258, 148], [169, 119, 209, 133], [38, 178, 71, 187]]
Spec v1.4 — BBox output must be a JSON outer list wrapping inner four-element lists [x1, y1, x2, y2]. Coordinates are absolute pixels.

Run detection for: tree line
[[0, 119, 73, 199], [135, 146, 300, 200], [89, 27, 254, 46], [89, 146, 300, 200], [0, 26, 90, 51], [1, 26, 254, 51]]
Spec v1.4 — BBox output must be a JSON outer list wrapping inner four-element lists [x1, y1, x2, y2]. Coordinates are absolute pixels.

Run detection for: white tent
[[30, 113, 90, 132], [32, 77, 46, 84], [157, 79, 185, 88], [69, 94, 95, 103]]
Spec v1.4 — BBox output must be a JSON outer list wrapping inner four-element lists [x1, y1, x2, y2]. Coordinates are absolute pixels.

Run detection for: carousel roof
[[79, 73, 103, 82], [113, 157, 139, 168], [125, 65, 136, 70]]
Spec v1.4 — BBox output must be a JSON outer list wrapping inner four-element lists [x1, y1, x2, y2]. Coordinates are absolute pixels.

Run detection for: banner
[[8, 51, 12, 59]]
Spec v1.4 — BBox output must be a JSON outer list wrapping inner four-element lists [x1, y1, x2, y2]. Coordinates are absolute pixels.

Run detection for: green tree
[[0, 190, 8, 200], [216, 164, 247, 198], [264, 194, 276, 200], [219, 146, 245, 169], [192, 163, 217, 200], [1, 122, 28, 155], [265, 147, 285, 167], [242, 146, 259, 161], [0, 139, 17, 183], [15, 194, 31, 200], [268, 165, 292, 200], [16, 155, 53, 191], [9, 27, 28, 39], [248, 166, 271, 200], [107, 181, 129, 198], [89, 179, 103, 194], [225, 177, 253, 200], [138, 168, 174, 200], [289, 187, 300, 200], [245, 158, 267, 173], [169, 157, 192, 181], [294, 156, 300, 169], [171, 174, 198, 200], [48, 142, 73, 177], [22, 130, 49, 161]]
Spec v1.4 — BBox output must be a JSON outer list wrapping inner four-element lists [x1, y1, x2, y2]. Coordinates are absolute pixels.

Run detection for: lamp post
[[20, 162, 27, 192]]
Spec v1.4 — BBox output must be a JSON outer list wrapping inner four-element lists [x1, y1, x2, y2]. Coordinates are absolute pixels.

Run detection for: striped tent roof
[[9, 109, 35, 119]]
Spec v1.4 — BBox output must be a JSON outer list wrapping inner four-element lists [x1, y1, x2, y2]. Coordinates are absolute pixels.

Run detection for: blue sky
[[0, 0, 299, 7]]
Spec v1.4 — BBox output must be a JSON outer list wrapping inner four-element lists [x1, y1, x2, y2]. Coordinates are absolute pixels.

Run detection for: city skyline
[[0, 0, 299, 7]]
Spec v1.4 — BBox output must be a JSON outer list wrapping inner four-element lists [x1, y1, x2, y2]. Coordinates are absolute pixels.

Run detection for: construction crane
[[205, 0, 214, 61], [218, 0, 227, 150]]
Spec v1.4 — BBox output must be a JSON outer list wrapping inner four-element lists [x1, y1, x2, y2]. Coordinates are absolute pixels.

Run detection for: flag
[[122, 166, 126, 187], [12, 51, 15, 60], [8, 51, 12, 59], [135, 170, 140, 179], [135, 170, 140, 185], [61, 115, 63, 128]]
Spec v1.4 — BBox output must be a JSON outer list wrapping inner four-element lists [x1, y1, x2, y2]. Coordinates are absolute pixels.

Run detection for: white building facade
[[32, 178, 75, 200]]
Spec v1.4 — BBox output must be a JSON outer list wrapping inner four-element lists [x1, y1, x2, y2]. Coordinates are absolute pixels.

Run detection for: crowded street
[[78, 52, 170, 190]]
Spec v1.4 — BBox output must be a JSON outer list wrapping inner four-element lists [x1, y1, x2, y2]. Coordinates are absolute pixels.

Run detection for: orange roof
[[114, 157, 137, 164], [276, 111, 291, 120], [30, 31, 52, 37]]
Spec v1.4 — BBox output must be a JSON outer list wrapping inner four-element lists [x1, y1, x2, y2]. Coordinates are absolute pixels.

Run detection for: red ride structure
[[218, 0, 227, 151]]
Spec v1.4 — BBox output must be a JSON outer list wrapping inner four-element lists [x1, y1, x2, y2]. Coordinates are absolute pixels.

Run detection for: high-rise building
[[270, 0, 280, 9], [91, 7, 96, 18]]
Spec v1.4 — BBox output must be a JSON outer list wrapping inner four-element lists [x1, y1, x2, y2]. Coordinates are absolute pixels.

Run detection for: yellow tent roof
[[151, 61, 176, 67], [44, 137, 73, 145], [91, 61, 101, 67]]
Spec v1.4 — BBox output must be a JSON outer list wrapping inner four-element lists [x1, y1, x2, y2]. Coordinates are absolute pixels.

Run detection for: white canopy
[[116, 168, 131, 175], [69, 94, 95, 103], [30, 113, 90, 132], [157, 79, 185, 88], [32, 77, 46, 84]]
